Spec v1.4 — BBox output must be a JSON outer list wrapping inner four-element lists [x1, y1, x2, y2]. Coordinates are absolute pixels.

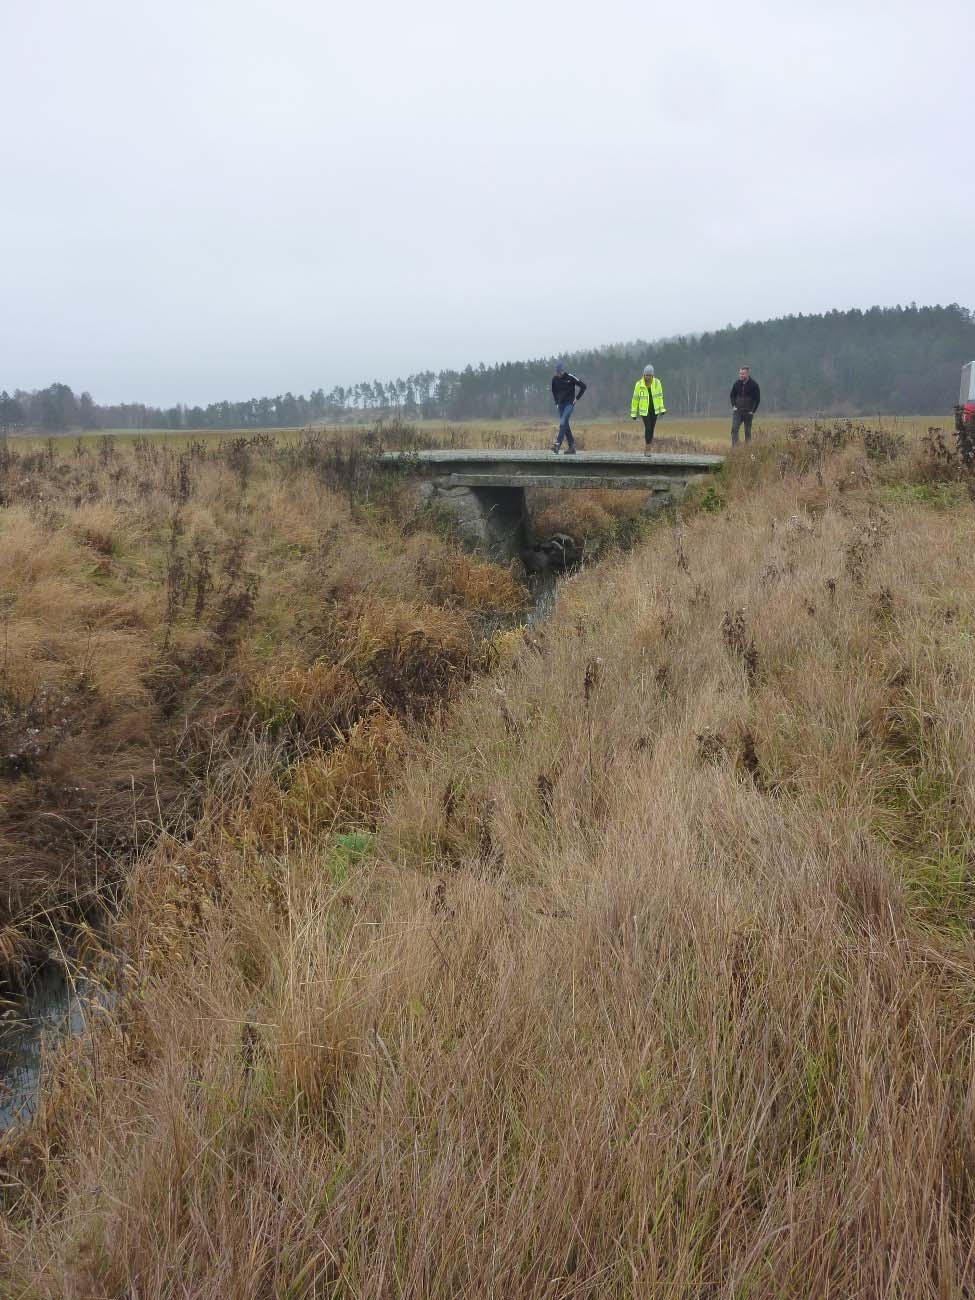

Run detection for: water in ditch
[[0, 963, 95, 1130]]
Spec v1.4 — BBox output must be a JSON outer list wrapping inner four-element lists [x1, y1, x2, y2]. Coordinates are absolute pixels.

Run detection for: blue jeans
[[555, 401, 575, 450], [731, 410, 753, 445]]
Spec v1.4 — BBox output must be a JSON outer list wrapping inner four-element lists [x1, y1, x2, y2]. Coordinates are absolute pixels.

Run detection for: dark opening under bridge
[[382, 449, 724, 558]]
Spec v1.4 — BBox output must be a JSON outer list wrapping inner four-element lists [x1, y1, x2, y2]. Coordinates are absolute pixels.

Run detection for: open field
[[5, 413, 953, 454], [4, 421, 975, 1295], [392, 413, 953, 453]]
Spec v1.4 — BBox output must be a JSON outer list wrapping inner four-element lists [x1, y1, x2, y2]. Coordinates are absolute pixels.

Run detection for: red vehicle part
[[954, 404, 975, 466]]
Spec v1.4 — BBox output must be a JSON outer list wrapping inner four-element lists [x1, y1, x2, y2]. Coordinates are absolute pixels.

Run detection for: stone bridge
[[382, 449, 724, 558]]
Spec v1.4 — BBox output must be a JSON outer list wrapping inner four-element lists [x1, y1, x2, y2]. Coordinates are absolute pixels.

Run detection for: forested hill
[[3, 304, 973, 432], [422, 304, 975, 421]]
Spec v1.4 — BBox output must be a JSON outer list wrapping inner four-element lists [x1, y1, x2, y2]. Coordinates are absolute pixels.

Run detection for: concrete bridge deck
[[382, 449, 724, 558], [381, 449, 723, 491]]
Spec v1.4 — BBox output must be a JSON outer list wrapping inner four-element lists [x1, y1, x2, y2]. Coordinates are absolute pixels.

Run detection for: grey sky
[[2, 0, 972, 406]]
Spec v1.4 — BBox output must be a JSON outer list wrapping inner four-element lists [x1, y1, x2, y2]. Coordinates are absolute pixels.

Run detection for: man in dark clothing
[[551, 360, 587, 453], [730, 366, 760, 446]]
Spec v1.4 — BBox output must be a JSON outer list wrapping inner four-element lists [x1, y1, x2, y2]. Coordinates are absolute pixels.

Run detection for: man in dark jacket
[[551, 360, 587, 454], [729, 366, 761, 446]]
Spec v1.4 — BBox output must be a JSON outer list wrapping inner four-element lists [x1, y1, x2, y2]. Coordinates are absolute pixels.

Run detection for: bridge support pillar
[[641, 481, 692, 517], [416, 481, 527, 560], [641, 473, 710, 516]]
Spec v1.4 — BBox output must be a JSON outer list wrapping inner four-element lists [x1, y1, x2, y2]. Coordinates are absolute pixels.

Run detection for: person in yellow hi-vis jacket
[[630, 364, 666, 453]]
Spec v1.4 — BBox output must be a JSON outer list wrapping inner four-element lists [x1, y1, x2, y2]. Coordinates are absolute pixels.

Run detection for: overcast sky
[[2, 0, 972, 406]]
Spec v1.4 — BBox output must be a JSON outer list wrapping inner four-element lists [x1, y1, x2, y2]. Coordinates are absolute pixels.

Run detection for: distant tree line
[[3, 304, 973, 434]]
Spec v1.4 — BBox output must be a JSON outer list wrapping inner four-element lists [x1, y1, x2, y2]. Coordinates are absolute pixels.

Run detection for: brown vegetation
[[4, 423, 975, 1297], [0, 432, 525, 978]]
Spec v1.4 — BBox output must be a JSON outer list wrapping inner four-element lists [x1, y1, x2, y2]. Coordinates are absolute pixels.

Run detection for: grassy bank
[[0, 430, 526, 980], [4, 421, 975, 1296]]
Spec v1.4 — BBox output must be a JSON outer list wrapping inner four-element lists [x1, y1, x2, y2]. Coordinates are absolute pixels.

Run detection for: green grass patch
[[697, 484, 726, 513], [328, 831, 374, 884], [897, 846, 975, 931], [874, 760, 975, 931], [878, 482, 968, 510]]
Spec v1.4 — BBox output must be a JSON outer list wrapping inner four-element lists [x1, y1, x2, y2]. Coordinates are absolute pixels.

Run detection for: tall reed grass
[[3, 422, 975, 1297]]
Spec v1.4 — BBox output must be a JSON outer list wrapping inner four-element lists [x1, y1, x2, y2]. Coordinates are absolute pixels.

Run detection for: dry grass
[[4, 423, 975, 1296], [342, 413, 948, 454], [0, 432, 526, 977], [11, 413, 947, 457], [530, 489, 652, 548]]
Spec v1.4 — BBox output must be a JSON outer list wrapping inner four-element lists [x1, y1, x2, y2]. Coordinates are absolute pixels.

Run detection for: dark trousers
[[731, 410, 754, 445], [642, 412, 658, 444]]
